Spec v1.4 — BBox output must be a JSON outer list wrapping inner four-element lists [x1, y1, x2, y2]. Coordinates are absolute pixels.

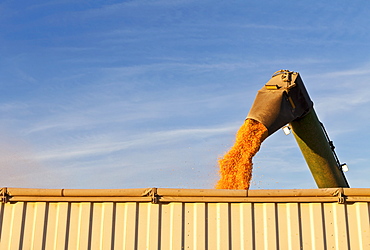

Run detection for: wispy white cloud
[[322, 68, 370, 78], [63, 0, 198, 23], [301, 63, 370, 120], [0, 102, 29, 112], [33, 122, 239, 161], [99, 61, 256, 78]]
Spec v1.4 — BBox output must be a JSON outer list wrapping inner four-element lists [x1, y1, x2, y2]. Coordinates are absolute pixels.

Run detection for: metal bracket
[[281, 71, 291, 82], [271, 70, 296, 89], [338, 191, 346, 204], [333, 189, 346, 204], [150, 188, 160, 204], [1, 188, 9, 203], [141, 188, 160, 204]]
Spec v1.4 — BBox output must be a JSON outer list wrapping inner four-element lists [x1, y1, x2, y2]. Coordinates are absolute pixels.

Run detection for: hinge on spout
[[271, 70, 297, 89]]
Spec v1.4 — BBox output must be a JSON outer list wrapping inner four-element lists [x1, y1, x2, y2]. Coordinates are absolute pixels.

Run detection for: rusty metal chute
[[247, 70, 349, 188]]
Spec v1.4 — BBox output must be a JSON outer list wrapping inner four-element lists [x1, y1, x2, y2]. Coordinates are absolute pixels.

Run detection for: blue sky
[[1, 0, 370, 189]]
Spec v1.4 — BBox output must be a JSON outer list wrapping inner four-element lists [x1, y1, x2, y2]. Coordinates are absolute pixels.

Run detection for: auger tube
[[290, 109, 349, 188]]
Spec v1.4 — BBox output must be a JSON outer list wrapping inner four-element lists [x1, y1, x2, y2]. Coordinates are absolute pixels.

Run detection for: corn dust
[[216, 119, 268, 190]]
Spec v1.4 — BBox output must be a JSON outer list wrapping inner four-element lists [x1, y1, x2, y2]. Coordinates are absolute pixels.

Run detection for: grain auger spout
[[247, 70, 349, 188]]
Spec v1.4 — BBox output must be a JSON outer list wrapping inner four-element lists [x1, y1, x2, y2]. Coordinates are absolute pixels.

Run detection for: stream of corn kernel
[[216, 119, 268, 190]]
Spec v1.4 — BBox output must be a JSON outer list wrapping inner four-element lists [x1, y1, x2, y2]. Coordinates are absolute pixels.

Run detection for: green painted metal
[[290, 109, 349, 188]]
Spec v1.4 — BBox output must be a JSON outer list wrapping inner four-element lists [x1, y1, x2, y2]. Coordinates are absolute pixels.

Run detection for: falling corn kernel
[[216, 118, 268, 190]]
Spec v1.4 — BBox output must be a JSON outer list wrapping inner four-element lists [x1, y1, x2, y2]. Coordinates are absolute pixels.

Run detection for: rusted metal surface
[[247, 70, 313, 135], [0, 188, 369, 249]]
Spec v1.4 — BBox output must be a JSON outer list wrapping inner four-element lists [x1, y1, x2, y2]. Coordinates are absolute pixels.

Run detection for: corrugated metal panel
[[1, 189, 370, 249]]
